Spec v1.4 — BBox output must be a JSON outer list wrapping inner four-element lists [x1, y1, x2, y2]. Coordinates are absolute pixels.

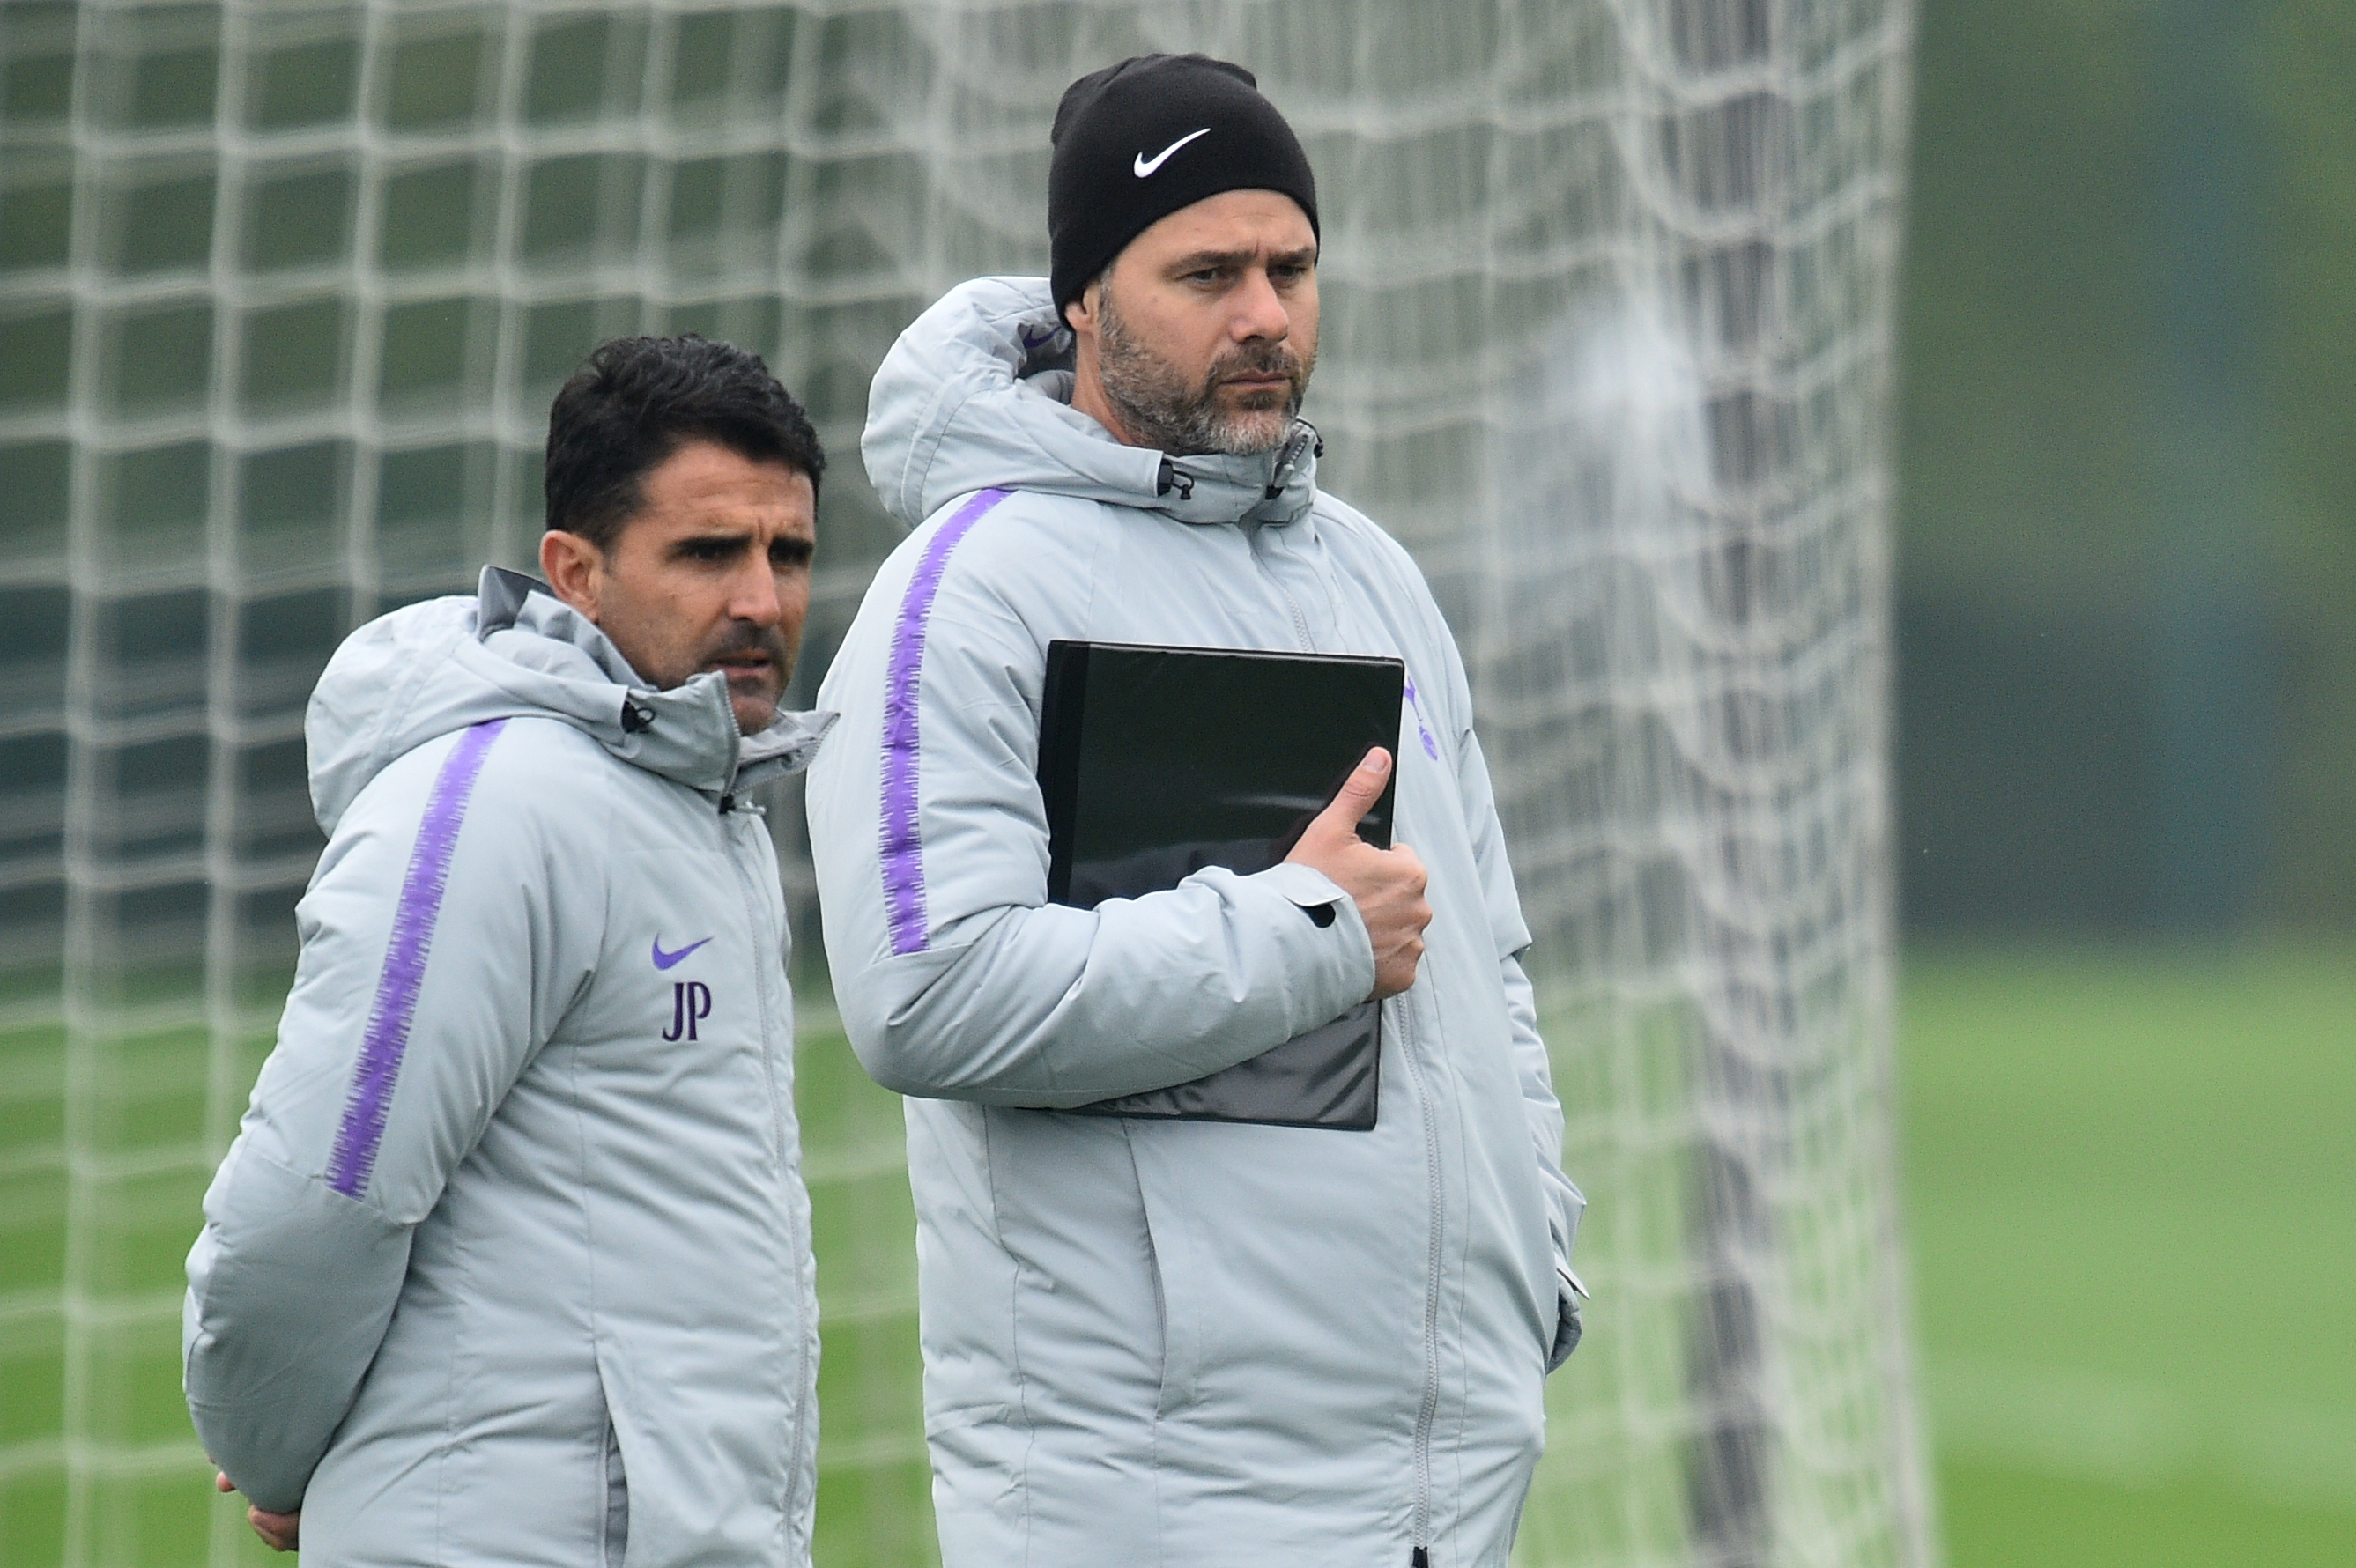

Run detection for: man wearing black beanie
[[1050, 52, 1327, 460], [1047, 54, 1321, 321], [810, 51, 1587, 1568]]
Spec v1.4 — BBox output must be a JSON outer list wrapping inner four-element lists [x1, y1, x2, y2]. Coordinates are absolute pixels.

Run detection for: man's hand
[[216, 1470, 299, 1553], [1285, 748, 1431, 999]]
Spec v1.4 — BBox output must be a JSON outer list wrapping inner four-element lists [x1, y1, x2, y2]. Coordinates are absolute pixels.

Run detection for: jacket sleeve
[[182, 722, 599, 1511], [1441, 653, 1589, 1368], [805, 524, 1378, 1108]]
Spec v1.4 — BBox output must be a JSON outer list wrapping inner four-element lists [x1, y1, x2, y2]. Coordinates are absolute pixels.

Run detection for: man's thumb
[[1317, 748, 1391, 831]]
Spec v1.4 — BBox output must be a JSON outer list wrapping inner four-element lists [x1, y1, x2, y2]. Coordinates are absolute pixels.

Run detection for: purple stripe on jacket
[[1403, 676, 1441, 760], [881, 488, 1011, 955], [326, 718, 507, 1198]]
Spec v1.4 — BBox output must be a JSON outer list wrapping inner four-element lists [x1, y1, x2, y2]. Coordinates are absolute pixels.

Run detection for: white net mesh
[[0, 2, 1923, 1564]]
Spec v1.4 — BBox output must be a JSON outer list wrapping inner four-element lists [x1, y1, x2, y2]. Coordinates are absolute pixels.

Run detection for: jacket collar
[[471, 566, 835, 800], [862, 276, 1323, 533]]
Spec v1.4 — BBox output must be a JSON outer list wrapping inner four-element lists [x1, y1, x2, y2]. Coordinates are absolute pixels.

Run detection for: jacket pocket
[[600, 1411, 629, 1565], [1547, 1269, 1586, 1371], [1127, 1128, 1196, 1419]]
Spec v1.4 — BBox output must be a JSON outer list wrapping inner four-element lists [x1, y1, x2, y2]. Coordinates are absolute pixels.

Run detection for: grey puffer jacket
[[183, 568, 830, 1567], [805, 277, 1584, 1568]]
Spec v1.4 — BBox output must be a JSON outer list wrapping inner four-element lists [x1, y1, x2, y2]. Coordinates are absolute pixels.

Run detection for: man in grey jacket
[[806, 55, 1585, 1568], [185, 336, 833, 1564]]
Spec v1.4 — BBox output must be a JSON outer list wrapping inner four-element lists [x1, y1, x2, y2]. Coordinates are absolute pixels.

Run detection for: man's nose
[[1230, 266, 1291, 343], [728, 552, 783, 626]]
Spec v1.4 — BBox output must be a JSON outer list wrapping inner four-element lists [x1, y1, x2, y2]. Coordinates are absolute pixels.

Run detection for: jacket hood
[[307, 566, 834, 833], [861, 275, 1322, 534]]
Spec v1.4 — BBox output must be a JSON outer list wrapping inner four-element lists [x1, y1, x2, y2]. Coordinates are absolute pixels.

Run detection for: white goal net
[[0, 2, 1924, 1564]]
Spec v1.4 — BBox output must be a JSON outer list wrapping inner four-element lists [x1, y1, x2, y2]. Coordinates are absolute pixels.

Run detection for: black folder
[[1037, 640, 1405, 1130]]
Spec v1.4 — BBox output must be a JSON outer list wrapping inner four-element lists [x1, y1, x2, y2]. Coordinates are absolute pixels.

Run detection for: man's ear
[[1063, 281, 1100, 338], [539, 529, 604, 621]]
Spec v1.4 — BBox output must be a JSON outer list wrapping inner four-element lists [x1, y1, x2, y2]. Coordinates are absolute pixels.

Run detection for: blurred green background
[[1897, 0, 2354, 935], [4, 0, 2352, 1563], [1892, 0, 2355, 1557]]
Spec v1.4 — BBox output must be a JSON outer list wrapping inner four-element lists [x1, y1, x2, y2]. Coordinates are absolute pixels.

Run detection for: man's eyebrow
[[1166, 245, 1318, 273], [770, 535, 816, 561], [666, 529, 753, 554]]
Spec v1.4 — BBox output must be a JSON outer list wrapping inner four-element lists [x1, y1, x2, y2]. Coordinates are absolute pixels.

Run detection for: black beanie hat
[[1048, 54, 1320, 315]]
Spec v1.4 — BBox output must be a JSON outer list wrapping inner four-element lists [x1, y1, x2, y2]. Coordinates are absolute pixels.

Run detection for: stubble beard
[[1093, 283, 1314, 457], [617, 604, 793, 735], [700, 621, 795, 735], [593, 559, 796, 736]]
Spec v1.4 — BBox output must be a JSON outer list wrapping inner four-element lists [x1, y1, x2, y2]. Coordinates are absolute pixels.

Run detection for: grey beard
[[1094, 289, 1310, 457]]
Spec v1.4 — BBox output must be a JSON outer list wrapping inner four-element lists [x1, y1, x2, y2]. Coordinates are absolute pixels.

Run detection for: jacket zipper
[[1248, 529, 1316, 653], [1399, 997, 1445, 1561], [722, 808, 789, 1164], [720, 801, 815, 1544], [1255, 496, 1433, 1558]]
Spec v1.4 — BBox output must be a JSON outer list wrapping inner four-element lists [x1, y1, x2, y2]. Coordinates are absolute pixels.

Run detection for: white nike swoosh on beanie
[[1133, 128, 1211, 177]]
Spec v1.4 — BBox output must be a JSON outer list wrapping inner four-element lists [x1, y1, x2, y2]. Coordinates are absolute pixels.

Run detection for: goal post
[[0, 4, 1926, 1564]]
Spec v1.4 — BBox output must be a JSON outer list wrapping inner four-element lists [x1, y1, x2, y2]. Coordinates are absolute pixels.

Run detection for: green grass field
[[4, 944, 2348, 1564], [1903, 944, 2356, 1567]]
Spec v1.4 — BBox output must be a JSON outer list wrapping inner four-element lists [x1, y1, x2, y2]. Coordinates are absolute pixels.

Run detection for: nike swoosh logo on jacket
[[652, 935, 714, 969]]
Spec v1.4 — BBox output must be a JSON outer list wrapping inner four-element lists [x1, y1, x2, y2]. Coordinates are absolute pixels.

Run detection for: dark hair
[[544, 334, 825, 551]]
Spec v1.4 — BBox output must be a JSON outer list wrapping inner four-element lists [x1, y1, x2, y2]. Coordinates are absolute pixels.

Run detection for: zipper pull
[[1411, 1549, 1430, 1567]]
